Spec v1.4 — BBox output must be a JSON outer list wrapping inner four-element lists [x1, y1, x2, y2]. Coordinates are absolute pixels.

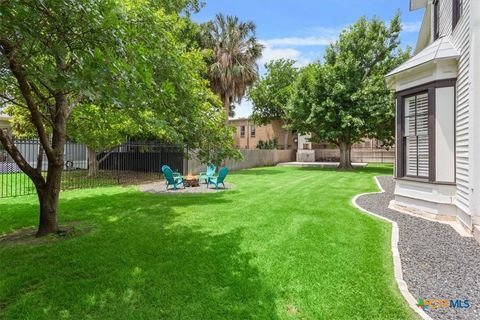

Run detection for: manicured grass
[[0, 172, 36, 198], [0, 165, 416, 319], [0, 171, 161, 198]]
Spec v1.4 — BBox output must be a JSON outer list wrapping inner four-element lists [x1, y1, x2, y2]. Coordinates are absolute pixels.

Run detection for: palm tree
[[202, 14, 263, 120]]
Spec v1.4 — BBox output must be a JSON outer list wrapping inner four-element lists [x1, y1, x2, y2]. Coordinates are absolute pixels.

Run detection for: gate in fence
[[0, 140, 184, 198]]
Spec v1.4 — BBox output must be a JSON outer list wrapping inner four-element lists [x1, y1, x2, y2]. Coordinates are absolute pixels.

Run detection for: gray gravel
[[356, 176, 480, 320], [138, 180, 234, 194]]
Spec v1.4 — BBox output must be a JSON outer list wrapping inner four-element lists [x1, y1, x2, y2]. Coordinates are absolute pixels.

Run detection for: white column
[[296, 133, 315, 162]]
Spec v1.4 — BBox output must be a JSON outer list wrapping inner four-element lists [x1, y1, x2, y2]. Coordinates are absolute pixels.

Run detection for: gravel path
[[356, 176, 480, 320], [138, 180, 235, 194]]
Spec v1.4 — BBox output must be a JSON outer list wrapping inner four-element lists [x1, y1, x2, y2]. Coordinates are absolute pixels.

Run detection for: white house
[[385, 0, 480, 238]]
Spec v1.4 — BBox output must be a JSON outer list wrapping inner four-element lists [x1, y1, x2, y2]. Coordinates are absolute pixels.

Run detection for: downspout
[[470, 0, 480, 225]]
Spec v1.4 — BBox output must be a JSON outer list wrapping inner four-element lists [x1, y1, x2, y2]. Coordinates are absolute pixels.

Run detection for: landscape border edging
[[351, 176, 432, 320]]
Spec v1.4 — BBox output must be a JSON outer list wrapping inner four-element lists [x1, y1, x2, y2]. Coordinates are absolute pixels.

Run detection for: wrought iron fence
[[0, 140, 184, 198]]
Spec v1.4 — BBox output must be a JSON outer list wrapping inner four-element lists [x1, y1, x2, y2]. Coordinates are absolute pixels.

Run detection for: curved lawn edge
[[352, 176, 432, 320]]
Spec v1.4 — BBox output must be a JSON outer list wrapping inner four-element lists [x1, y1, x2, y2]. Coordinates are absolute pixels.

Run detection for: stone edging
[[351, 176, 432, 320]]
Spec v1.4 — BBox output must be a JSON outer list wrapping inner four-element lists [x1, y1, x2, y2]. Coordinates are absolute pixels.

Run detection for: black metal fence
[[0, 140, 184, 198]]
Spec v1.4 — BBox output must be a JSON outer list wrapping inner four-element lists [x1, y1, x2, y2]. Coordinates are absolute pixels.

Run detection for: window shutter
[[406, 137, 418, 176], [416, 94, 429, 135], [453, 0, 463, 30], [418, 136, 429, 177], [433, 0, 440, 40], [403, 93, 429, 178]]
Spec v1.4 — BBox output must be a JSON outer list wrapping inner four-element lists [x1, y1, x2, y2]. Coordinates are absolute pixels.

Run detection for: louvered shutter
[[416, 94, 429, 177], [403, 93, 429, 177]]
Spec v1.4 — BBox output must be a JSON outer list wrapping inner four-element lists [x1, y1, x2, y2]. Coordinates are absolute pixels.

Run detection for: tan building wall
[[229, 118, 295, 150]]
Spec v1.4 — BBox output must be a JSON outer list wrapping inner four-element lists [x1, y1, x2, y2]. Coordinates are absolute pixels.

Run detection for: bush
[[256, 138, 278, 150]]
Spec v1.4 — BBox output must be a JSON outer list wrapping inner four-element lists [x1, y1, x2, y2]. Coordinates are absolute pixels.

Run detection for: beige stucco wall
[[186, 149, 296, 174], [315, 149, 395, 163], [229, 119, 295, 149]]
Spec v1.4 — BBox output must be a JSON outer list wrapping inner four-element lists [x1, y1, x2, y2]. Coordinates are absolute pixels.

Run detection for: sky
[[192, 0, 425, 118]]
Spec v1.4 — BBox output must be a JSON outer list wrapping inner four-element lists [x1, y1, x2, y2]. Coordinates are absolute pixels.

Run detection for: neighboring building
[[0, 112, 11, 132], [229, 118, 296, 149], [0, 111, 11, 161], [385, 0, 480, 234]]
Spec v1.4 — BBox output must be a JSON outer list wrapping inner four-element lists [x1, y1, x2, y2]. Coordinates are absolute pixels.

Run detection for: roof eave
[[410, 0, 428, 11], [414, 5, 432, 54]]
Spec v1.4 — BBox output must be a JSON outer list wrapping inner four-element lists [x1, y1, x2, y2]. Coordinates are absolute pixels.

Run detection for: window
[[250, 125, 256, 138], [433, 0, 440, 40], [453, 0, 463, 30], [403, 93, 429, 178], [239, 126, 245, 138], [396, 80, 457, 182]]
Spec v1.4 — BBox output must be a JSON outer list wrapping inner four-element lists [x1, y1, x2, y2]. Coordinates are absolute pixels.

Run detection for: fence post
[[183, 148, 188, 175]]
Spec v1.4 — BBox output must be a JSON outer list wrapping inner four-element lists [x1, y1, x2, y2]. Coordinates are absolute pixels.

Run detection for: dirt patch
[[286, 304, 299, 315], [0, 222, 91, 246], [286, 303, 305, 319]]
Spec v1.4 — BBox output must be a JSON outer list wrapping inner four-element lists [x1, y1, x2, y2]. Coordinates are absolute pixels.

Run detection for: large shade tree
[[249, 59, 299, 149], [201, 14, 264, 120], [287, 15, 410, 169], [0, 0, 235, 236]]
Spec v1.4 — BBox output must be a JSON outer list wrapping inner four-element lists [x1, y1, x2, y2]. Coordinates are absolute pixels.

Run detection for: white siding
[[439, 0, 453, 38], [451, 0, 471, 216], [435, 87, 456, 183]]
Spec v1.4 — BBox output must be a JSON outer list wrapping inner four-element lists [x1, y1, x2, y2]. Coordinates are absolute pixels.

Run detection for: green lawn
[[0, 172, 36, 198], [0, 171, 161, 198], [0, 165, 416, 319]]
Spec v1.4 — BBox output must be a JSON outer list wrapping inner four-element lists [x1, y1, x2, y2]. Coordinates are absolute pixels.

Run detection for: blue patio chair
[[207, 167, 229, 189], [161, 165, 185, 190], [199, 164, 216, 183], [161, 165, 181, 177]]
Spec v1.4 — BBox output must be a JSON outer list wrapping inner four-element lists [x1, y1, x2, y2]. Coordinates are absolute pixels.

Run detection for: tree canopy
[[0, 0, 238, 236], [287, 14, 410, 169], [249, 59, 298, 125]]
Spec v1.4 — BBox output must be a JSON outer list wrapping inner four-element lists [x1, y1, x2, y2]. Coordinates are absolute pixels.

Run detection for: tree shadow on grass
[[297, 164, 393, 176], [0, 190, 279, 319], [232, 168, 285, 176], [0, 188, 234, 234]]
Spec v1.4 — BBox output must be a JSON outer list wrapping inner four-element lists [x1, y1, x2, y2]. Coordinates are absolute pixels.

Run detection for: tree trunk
[[223, 96, 230, 123], [88, 147, 98, 177], [36, 170, 61, 236], [0, 38, 75, 237], [35, 93, 68, 237], [338, 141, 354, 170]]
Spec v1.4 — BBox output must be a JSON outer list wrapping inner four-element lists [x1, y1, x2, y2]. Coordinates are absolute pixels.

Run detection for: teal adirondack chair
[[199, 164, 216, 183], [161, 165, 181, 177], [207, 167, 229, 189], [161, 165, 185, 190]]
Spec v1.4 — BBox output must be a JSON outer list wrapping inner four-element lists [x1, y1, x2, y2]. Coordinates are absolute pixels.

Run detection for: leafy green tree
[[0, 0, 230, 236], [201, 14, 264, 120], [287, 15, 410, 169], [249, 59, 298, 149], [67, 104, 141, 177]]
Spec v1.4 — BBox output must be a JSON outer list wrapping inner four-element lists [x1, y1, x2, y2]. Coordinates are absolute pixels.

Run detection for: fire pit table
[[184, 175, 200, 187]]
